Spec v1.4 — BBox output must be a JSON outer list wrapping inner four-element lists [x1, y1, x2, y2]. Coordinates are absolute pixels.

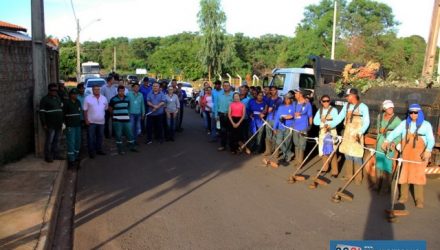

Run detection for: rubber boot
[[398, 183, 409, 203], [321, 156, 329, 172], [414, 185, 424, 208], [263, 139, 272, 156], [330, 155, 339, 176], [343, 159, 354, 181], [354, 161, 363, 185]]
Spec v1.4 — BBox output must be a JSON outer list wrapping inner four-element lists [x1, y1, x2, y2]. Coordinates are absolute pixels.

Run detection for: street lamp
[[331, 0, 337, 60], [76, 18, 101, 81]]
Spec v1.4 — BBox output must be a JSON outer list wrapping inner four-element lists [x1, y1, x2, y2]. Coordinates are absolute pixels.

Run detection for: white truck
[[80, 61, 100, 83]]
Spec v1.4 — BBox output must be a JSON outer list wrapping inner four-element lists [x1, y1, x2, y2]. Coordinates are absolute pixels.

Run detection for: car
[[84, 78, 128, 97], [179, 82, 194, 98], [126, 75, 139, 85], [84, 78, 106, 96]]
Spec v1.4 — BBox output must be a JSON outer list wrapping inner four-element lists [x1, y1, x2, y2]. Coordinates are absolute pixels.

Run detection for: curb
[[35, 160, 67, 250]]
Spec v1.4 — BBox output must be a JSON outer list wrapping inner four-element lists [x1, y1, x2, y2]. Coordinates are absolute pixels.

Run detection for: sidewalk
[[0, 155, 66, 250]]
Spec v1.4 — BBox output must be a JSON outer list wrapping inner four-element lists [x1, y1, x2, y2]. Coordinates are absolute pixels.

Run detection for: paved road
[[74, 108, 440, 249]]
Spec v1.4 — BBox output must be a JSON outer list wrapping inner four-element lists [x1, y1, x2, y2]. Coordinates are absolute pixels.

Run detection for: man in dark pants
[[63, 88, 82, 168], [145, 82, 166, 144], [214, 81, 233, 151], [39, 83, 64, 162], [176, 82, 187, 132], [100, 75, 116, 138]]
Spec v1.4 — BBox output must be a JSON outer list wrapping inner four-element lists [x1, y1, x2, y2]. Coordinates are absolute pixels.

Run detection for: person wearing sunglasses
[[373, 100, 401, 194], [331, 88, 370, 184], [382, 104, 435, 209], [313, 95, 339, 177]]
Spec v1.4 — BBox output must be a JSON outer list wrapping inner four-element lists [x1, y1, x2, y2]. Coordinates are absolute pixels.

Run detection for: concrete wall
[[0, 40, 59, 165]]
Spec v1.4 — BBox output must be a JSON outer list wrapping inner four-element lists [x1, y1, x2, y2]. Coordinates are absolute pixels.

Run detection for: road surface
[[74, 108, 440, 249]]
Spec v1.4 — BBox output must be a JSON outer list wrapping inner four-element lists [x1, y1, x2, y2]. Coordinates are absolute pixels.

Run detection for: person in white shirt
[[83, 85, 108, 158]]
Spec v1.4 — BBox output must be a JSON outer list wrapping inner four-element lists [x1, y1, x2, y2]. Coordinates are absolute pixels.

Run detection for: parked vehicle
[[179, 82, 194, 98], [80, 61, 100, 83], [126, 75, 139, 85], [268, 55, 440, 169], [84, 77, 128, 97]]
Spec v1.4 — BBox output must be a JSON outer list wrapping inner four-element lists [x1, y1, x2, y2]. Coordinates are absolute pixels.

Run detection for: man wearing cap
[[271, 93, 296, 167], [101, 75, 117, 138], [40, 83, 64, 163], [331, 88, 370, 184], [63, 88, 82, 168], [263, 86, 283, 156], [373, 100, 401, 194], [176, 82, 187, 132], [139, 77, 152, 134], [57, 81, 69, 100], [382, 104, 434, 208], [109, 85, 138, 155], [292, 88, 313, 166], [128, 83, 145, 141]]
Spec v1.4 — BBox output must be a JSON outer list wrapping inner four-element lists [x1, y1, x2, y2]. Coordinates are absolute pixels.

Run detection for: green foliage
[[198, 0, 227, 79]]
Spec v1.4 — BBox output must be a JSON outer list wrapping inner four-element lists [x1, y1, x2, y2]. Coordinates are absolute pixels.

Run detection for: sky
[[0, 0, 436, 42]]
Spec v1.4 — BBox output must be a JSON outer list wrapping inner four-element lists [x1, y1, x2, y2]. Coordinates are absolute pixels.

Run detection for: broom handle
[[240, 123, 266, 150], [337, 151, 376, 192], [389, 160, 403, 213], [313, 141, 342, 179], [267, 129, 293, 161], [290, 142, 318, 177]]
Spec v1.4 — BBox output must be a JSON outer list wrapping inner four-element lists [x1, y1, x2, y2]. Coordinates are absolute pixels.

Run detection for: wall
[[0, 40, 59, 165]]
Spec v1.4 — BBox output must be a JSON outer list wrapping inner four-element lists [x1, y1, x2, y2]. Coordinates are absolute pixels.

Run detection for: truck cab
[[269, 68, 316, 97]]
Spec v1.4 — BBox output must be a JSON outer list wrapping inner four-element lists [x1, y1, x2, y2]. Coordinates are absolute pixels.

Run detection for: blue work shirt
[[386, 120, 435, 152], [139, 85, 152, 103], [331, 102, 370, 135], [100, 83, 117, 102], [265, 96, 283, 122], [273, 104, 295, 130], [147, 91, 166, 116], [127, 91, 145, 115], [248, 99, 266, 133], [214, 91, 233, 118], [292, 101, 313, 131]]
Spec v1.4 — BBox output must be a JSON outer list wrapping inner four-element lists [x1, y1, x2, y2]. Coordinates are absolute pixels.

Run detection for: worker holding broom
[[313, 95, 339, 177], [382, 104, 435, 209], [373, 100, 401, 194], [331, 88, 370, 184], [263, 86, 283, 156]]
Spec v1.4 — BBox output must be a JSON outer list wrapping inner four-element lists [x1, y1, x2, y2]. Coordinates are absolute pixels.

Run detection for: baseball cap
[[344, 88, 359, 97], [382, 100, 394, 110], [69, 88, 79, 95]]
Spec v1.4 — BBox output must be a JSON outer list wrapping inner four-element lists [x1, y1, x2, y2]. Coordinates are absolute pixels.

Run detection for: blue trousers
[[88, 123, 104, 154], [130, 114, 142, 138], [66, 126, 81, 162]]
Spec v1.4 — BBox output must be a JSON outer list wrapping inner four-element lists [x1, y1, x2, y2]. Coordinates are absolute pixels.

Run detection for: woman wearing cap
[[331, 88, 370, 184], [313, 95, 339, 177], [228, 92, 246, 154], [373, 100, 401, 194], [382, 104, 435, 208], [271, 93, 295, 167], [164, 86, 180, 141]]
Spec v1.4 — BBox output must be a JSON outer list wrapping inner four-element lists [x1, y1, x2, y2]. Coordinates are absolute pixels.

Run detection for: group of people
[[39, 75, 187, 168], [198, 81, 435, 209]]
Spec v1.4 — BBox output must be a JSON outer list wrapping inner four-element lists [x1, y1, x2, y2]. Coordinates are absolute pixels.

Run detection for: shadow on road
[[74, 109, 252, 248]]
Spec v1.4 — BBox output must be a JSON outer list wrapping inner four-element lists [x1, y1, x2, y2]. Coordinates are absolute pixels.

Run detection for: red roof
[[0, 21, 27, 32]]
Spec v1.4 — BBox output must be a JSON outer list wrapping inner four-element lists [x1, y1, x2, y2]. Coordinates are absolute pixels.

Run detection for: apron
[[318, 107, 337, 156], [400, 131, 428, 185], [339, 104, 364, 158]]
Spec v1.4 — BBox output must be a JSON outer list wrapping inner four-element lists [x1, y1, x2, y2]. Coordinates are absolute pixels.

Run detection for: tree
[[197, 0, 227, 80], [59, 37, 77, 79]]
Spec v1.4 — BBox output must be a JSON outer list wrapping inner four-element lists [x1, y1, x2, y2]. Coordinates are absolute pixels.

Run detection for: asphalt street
[[74, 108, 440, 250]]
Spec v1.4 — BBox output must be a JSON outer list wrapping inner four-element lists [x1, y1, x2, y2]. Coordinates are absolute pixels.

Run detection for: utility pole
[[113, 46, 117, 72], [76, 18, 81, 81], [31, 0, 48, 157], [422, 0, 440, 81], [331, 0, 337, 60]]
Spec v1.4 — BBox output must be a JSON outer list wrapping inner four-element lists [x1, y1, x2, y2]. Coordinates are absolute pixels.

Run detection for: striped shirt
[[109, 95, 130, 122]]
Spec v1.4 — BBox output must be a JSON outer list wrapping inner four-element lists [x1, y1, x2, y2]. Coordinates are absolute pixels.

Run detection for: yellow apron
[[339, 104, 364, 158], [318, 107, 337, 156]]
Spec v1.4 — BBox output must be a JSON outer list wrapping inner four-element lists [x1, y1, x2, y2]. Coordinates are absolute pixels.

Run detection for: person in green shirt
[[63, 88, 82, 168], [40, 83, 64, 163], [128, 83, 145, 140], [374, 100, 401, 194]]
